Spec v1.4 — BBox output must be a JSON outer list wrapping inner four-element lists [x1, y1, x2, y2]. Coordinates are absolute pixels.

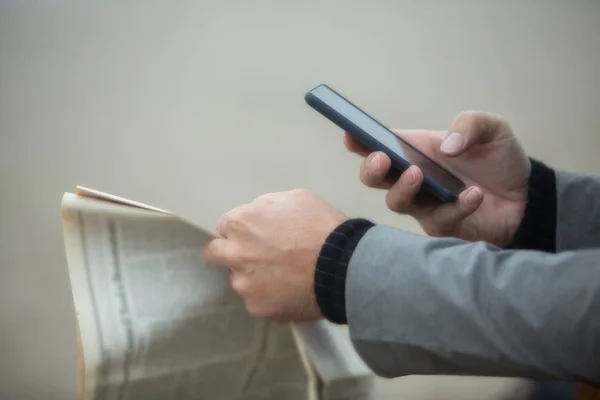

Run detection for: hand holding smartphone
[[304, 84, 465, 203]]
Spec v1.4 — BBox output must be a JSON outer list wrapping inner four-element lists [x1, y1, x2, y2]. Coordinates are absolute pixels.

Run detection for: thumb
[[440, 111, 508, 157]]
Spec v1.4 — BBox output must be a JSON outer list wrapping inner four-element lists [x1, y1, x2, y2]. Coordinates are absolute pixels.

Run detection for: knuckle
[[230, 274, 251, 296], [453, 110, 480, 128], [221, 248, 241, 268], [360, 166, 379, 187], [385, 188, 412, 213], [455, 109, 477, 121], [385, 193, 402, 213], [291, 188, 312, 197], [256, 192, 278, 202], [226, 248, 256, 270], [453, 110, 508, 136], [204, 242, 223, 265], [227, 208, 250, 230]]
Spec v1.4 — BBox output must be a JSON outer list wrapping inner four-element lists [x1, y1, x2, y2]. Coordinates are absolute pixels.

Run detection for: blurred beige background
[[1, 1, 599, 399]]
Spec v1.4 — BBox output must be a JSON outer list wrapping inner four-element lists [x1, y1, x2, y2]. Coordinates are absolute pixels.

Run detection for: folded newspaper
[[61, 186, 374, 400]]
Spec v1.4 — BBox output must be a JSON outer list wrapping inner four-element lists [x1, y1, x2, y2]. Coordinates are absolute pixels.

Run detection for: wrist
[[313, 218, 375, 324]]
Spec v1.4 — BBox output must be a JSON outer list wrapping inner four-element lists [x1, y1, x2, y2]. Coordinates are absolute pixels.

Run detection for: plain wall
[[1, 1, 599, 399]]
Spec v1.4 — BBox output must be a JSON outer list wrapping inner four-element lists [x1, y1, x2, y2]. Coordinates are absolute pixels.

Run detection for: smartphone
[[304, 84, 465, 203]]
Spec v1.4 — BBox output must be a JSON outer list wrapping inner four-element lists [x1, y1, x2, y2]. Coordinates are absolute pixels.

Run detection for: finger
[[420, 186, 484, 235], [440, 111, 510, 156], [384, 166, 424, 214], [229, 272, 250, 296], [343, 133, 371, 157], [203, 238, 232, 267], [360, 152, 394, 189]]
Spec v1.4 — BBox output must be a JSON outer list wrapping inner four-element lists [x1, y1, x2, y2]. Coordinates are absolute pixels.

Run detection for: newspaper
[[61, 186, 374, 400]]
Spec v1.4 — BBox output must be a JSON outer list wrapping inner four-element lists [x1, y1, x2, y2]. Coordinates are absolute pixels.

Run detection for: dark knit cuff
[[506, 158, 557, 252], [314, 218, 375, 324]]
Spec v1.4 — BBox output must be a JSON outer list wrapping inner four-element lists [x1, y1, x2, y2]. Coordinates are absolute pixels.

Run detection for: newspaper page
[[294, 322, 374, 400], [61, 193, 317, 400]]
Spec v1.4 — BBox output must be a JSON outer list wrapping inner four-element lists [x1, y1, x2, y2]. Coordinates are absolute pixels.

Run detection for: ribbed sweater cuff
[[506, 158, 557, 252], [314, 218, 375, 324]]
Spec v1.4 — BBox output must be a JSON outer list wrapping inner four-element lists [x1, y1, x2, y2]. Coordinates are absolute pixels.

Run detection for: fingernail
[[464, 187, 482, 205], [370, 153, 381, 171], [404, 166, 416, 185], [441, 132, 464, 153]]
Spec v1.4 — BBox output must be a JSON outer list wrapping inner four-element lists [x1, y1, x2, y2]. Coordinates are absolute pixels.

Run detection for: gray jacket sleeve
[[344, 167, 600, 382], [313, 162, 600, 381], [556, 169, 600, 251], [346, 227, 600, 382]]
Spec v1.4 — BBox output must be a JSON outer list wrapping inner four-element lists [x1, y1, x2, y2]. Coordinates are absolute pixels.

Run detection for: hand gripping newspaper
[[61, 186, 374, 400]]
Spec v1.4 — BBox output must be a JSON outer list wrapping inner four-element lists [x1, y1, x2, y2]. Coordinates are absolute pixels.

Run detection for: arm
[[315, 220, 600, 383]]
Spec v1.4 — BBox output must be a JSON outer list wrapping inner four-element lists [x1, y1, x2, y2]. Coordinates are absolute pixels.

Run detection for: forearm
[[316, 222, 600, 383], [313, 158, 600, 381]]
